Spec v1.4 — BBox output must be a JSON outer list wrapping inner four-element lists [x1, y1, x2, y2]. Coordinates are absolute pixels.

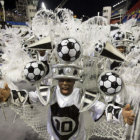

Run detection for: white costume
[[10, 85, 105, 140]]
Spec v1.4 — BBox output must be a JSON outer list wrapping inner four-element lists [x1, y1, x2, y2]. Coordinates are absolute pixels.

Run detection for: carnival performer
[[0, 64, 135, 140], [0, 8, 136, 140], [102, 20, 140, 140]]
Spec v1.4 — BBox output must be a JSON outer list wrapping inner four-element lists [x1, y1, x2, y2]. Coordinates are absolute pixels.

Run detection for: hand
[[0, 83, 11, 102], [122, 104, 135, 125]]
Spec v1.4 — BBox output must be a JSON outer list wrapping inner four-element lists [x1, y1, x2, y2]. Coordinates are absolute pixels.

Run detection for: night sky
[[3, 0, 139, 17], [4, 0, 16, 10], [37, 0, 121, 17]]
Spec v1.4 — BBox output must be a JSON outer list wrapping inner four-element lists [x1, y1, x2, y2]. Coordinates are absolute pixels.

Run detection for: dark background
[[3, 0, 139, 18]]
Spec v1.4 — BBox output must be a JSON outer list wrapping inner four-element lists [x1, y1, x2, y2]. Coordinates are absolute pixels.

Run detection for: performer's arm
[[89, 101, 106, 121], [0, 83, 50, 106], [0, 83, 30, 106]]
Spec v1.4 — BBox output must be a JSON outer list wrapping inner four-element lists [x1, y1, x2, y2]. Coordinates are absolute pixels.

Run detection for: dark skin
[[38, 50, 46, 56], [58, 79, 75, 96], [116, 46, 126, 53], [0, 83, 10, 102], [0, 82, 135, 125]]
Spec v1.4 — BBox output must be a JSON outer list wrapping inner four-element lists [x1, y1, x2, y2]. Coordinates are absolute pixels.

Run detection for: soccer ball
[[57, 38, 81, 62], [128, 35, 135, 42], [24, 61, 47, 82], [94, 42, 105, 54], [113, 31, 125, 41], [98, 72, 122, 96]]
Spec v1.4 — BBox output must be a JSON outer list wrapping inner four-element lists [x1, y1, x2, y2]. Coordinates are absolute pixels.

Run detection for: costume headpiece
[[23, 8, 106, 109], [52, 37, 82, 80], [52, 64, 81, 80]]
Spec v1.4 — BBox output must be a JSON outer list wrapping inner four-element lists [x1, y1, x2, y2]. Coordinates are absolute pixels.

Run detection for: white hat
[[52, 64, 82, 80]]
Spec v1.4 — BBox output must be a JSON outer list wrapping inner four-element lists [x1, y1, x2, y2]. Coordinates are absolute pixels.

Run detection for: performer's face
[[38, 50, 46, 56], [117, 46, 126, 53], [58, 79, 75, 96]]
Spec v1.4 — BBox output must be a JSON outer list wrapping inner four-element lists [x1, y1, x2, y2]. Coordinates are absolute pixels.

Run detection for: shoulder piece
[[37, 84, 51, 106], [79, 90, 100, 112]]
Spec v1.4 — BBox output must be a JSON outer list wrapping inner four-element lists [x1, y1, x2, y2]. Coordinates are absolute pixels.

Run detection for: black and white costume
[[9, 84, 125, 140], [1, 8, 135, 140]]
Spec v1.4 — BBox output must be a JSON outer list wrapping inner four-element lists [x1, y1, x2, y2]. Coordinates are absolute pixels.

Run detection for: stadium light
[[113, 0, 126, 8]]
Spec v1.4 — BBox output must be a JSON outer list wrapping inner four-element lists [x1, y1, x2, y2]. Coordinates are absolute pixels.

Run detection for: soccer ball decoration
[[24, 61, 47, 82], [128, 35, 135, 42], [94, 42, 105, 54], [113, 31, 125, 41], [57, 38, 81, 62], [98, 72, 122, 96]]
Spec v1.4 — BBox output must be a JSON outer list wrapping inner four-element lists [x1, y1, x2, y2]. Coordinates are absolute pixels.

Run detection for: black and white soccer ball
[[24, 61, 47, 82], [57, 38, 81, 62], [98, 72, 122, 96], [94, 42, 105, 54], [113, 31, 125, 41], [128, 35, 135, 42]]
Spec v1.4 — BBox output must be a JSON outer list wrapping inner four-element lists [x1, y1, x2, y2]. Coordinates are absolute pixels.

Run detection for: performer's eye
[[59, 79, 73, 83], [59, 79, 66, 82], [66, 79, 73, 82]]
